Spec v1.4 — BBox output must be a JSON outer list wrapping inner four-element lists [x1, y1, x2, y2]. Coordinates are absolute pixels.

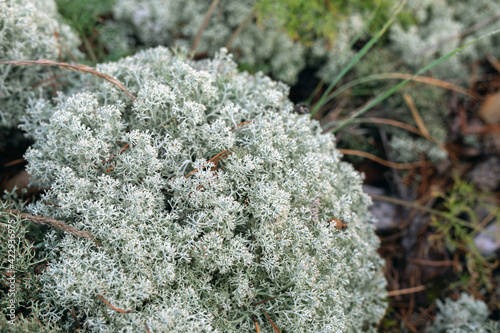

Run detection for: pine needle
[[338, 149, 423, 169], [403, 93, 433, 140]]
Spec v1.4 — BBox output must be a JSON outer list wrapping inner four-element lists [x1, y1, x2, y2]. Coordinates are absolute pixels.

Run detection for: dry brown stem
[[252, 314, 261, 333], [6, 209, 101, 247], [0, 59, 136, 100], [185, 149, 231, 178], [190, 0, 221, 55], [387, 285, 426, 297], [253, 295, 278, 306], [96, 294, 132, 313], [262, 310, 281, 333], [363, 117, 424, 136], [338, 149, 423, 169]]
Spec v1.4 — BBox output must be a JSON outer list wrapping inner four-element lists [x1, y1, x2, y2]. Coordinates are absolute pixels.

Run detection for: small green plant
[[56, 0, 118, 63], [430, 176, 500, 291], [254, 0, 393, 45]]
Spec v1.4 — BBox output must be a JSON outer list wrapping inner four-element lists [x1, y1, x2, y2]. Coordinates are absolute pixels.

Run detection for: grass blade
[[305, 2, 383, 105], [326, 28, 500, 134], [316, 72, 477, 110], [309, 0, 407, 117]]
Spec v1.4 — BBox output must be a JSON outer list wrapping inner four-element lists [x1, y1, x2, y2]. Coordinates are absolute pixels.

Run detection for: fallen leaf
[[479, 92, 500, 125]]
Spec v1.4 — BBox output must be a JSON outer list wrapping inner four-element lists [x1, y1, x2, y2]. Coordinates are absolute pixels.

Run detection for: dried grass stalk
[[0, 59, 136, 100]]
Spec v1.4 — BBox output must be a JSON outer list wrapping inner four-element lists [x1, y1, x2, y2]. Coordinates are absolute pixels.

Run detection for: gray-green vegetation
[[429, 293, 500, 333], [17, 47, 387, 331], [0, 0, 81, 129]]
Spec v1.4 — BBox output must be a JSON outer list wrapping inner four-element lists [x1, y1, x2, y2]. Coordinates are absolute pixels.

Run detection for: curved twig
[[190, 0, 221, 55], [96, 294, 132, 313], [338, 149, 423, 169], [6, 209, 101, 247], [0, 59, 136, 101]]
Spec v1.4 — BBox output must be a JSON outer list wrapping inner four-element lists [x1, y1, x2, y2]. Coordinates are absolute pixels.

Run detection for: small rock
[[4, 169, 38, 195], [467, 157, 500, 192], [474, 222, 500, 256], [364, 185, 396, 232]]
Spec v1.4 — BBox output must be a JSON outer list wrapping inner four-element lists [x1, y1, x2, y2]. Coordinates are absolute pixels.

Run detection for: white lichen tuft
[[22, 47, 387, 332], [429, 293, 499, 333], [388, 0, 500, 78], [0, 0, 82, 129], [111, 0, 306, 84]]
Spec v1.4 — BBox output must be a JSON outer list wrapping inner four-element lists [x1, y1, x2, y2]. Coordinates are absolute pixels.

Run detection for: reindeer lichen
[[22, 47, 386, 332], [0, 0, 81, 130]]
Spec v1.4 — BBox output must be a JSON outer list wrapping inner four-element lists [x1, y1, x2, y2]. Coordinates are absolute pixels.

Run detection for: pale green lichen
[[388, 0, 500, 78], [0, 0, 81, 129], [429, 293, 500, 333], [21, 47, 387, 332], [110, 0, 306, 84]]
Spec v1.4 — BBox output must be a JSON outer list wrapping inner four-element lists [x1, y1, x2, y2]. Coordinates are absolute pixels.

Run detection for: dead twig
[[357, 117, 424, 136], [3, 158, 26, 168], [190, 0, 221, 55], [338, 149, 423, 169], [144, 322, 152, 333], [0, 59, 135, 101], [463, 124, 500, 135], [262, 310, 281, 333], [71, 306, 80, 329], [403, 94, 433, 141], [54, 30, 78, 63], [31, 73, 68, 90], [253, 295, 278, 306], [6, 209, 101, 247], [104, 143, 130, 172], [82, 35, 98, 64], [387, 285, 426, 297], [54, 31, 63, 62], [230, 120, 253, 131], [43, 81, 71, 89], [366, 73, 478, 99], [96, 294, 132, 313], [185, 149, 231, 178], [252, 314, 261, 333], [225, 10, 257, 50], [403, 93, 448, 158]]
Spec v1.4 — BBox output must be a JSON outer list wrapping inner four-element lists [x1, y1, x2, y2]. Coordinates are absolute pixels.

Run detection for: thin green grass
[[305, 1, 385, 106], [308, 0, 407, 117], [324, 28, 500, 134]]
